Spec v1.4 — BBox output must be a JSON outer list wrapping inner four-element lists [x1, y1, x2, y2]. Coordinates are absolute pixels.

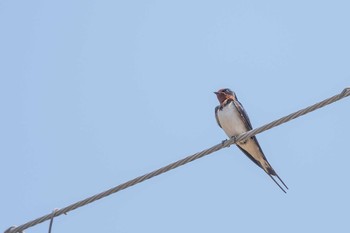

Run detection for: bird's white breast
[[217, 102, 247, 138]]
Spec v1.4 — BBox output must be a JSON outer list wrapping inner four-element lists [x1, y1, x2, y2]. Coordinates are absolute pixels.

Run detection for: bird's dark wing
[[232, 99, 271, 166], [215, 106, 222, 128], [233, 99, 288, 192], [232, 100, 253, 130], [236, 144, 263, 169]]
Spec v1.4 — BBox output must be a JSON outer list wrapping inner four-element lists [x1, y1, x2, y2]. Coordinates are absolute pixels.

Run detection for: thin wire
[[4, 227, 22, 233], [6, 87, 350, 233]]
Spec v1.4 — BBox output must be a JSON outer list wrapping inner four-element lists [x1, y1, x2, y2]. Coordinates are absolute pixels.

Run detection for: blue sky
[[1, 1, 350, 232]]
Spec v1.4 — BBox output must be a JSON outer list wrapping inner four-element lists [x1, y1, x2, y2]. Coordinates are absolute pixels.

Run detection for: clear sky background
[[1, 1, 350, 232]]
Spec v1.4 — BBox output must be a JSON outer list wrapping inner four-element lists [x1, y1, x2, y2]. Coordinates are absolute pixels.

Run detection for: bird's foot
[[221, 139, 229, 147], [221, 136, 237, 147]]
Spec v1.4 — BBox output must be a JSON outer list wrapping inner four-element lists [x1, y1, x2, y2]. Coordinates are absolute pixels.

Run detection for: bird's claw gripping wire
[[221, 136, 237, 147], [221, 139, 228, 146]]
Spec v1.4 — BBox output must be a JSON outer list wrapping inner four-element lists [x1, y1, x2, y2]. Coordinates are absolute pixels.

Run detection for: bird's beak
[[214, 92, 219, 95]]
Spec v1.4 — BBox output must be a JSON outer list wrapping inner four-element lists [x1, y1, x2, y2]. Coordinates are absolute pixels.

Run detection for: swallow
[[214, 88, 288, 193]]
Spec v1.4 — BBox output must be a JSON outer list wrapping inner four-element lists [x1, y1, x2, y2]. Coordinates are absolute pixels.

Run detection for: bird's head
[[214, 88, 236, 104]]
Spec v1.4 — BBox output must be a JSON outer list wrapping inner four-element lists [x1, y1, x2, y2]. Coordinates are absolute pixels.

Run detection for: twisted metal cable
[[6, 87, 350, 233]]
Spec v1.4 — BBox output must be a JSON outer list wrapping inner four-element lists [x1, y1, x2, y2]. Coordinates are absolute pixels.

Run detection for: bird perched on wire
[[214, 88, 288, 193]]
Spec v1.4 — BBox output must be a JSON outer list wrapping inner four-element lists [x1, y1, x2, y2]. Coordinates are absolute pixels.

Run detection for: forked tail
[[264, 161, 288, 193], [267, 173, 288, 193]]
